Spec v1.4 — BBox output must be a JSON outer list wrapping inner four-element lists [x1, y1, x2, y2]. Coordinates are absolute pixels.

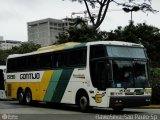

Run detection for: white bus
[[5, 41, 151, 111], [0, 65, 6, 90], [0, 65, 6, 99]]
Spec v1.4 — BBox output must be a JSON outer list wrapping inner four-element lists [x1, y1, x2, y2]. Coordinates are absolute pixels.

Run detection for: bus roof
[[37, 42, 80, 51], [7, 41, 144, 59], [87, 41, 143, 47]]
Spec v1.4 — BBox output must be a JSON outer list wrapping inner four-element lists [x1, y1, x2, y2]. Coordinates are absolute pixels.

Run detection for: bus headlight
[[145, 88, 152, 94]]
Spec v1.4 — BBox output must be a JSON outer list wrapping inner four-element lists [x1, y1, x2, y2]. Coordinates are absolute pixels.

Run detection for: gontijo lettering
[[20, 73, 40, 79]]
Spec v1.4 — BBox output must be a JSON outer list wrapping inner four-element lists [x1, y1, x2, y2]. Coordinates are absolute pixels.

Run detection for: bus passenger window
[[52, 53, 59, 68], [95, 61, 109, 90], [90, 45, 105, 59]]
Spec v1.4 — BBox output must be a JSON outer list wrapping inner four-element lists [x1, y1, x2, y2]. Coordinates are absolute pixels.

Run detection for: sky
[[0, 0, 160, 42]]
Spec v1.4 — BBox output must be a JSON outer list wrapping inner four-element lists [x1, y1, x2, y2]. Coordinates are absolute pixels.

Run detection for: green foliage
[[57, 26, 101, 43], [150, 67, 160, 104], [150, 68, 160, 88], [150, 68, 160, 79], [0, 42, 41, 65], [11, 42, 41, 54], [0, 50, 8, 65]]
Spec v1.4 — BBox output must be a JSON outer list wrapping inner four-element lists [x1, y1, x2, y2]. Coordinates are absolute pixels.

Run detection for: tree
[[66, 0, 157, 29], [73, 17, 88, 28], [0, 42, 41, 65], [11, 42, 41, 54], [57, 26, 101, 43], [57, 17, 103, 43]]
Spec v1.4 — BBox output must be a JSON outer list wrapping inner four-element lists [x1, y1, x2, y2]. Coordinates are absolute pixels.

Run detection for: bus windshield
[[105, 46, 150, 88], [106, 46, 146, 59], [112, 60, 149, 88]]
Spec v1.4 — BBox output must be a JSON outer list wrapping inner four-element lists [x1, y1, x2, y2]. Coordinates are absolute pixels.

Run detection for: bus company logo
[[94, 94, 105, 103], [20, 73, 40, 80], [2, 114, 8, 120]]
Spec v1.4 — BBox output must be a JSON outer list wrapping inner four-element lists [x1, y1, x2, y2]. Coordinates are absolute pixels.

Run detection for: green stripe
[[51, 69, 74, 102], [43, 70, 62, 101]]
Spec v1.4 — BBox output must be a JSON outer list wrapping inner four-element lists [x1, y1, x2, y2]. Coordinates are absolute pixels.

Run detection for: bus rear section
[[5, 43, 89, 107]]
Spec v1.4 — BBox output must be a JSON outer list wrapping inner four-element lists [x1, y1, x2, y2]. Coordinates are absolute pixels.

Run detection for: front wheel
[[78, 92, 90, 112]]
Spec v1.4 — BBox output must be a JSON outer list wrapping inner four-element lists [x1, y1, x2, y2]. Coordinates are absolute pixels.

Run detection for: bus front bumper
[[109, 95, 151, 108]]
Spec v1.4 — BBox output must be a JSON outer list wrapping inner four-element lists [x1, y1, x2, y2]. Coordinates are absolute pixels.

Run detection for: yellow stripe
[[39, 70, 53, 101], [37, 42, 80, 51]]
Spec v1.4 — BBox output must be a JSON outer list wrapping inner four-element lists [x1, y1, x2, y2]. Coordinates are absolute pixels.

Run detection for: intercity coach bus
[[5, 41, 151, 111]]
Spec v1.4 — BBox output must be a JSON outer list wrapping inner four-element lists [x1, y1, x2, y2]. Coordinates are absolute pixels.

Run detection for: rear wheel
[[25, 89, 32, 105], [17, 90, 25, 104]]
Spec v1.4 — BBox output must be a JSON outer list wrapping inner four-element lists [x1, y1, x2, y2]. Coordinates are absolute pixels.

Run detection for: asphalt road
[[0, 100, 160, 120]]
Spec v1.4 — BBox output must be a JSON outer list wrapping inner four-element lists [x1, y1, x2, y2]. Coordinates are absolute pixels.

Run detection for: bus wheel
[[17, 90, 25, 104], [78, 92, 90, 112], [25, 89, 32, 105]]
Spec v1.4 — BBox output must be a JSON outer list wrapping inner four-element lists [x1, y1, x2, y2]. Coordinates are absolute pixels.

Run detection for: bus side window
[[18, 57, 28, 71], [39, 53, 52, 69], [90, 45, 105, 59], [7, 59, 12, 72], [95, 61, 109, 90], [59, 52, 69, 67], [52, 52, 60, 68], [68, 48, 87, 67], [69, 50, 77, 66], [7, 58, 18, 72], [90, 45, 106, 88], [77, 48, 87, 66]]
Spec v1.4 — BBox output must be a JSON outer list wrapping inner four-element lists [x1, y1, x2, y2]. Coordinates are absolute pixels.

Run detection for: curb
[[0, 98, 13, 101], [135, 106, 160, 109]]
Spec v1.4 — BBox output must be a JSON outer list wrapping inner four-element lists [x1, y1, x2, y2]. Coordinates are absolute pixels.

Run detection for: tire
[[78, 92, 90, 112], [17, 90, 25, 104], [25, 89, 32, 105]]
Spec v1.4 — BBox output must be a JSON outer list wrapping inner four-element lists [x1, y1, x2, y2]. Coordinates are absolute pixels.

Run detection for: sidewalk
[[137, 105, 160, 109]]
